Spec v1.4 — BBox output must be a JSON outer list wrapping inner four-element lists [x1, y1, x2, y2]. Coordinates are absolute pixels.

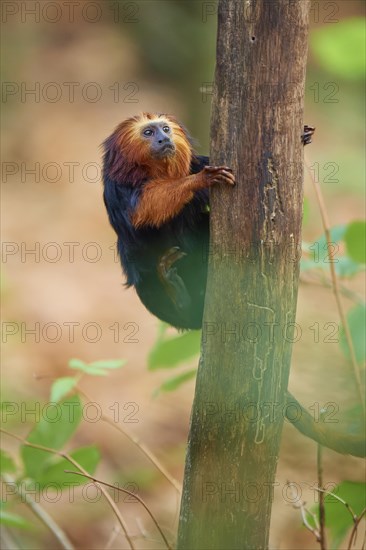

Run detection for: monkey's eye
[[143, 128, 154, 137], [162, 126, 170, 133]]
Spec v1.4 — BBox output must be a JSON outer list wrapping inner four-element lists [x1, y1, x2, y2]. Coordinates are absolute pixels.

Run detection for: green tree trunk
[[178, 1, 311, 548]]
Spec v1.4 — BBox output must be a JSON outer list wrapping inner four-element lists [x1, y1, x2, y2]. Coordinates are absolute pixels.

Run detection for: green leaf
[[21, 395, 82, 479], [50, 377, 77, 402], [75, 366, 109, 376], [156, 369, 197, 395], [334, 256, 363, 278], [157, 322, 169, 340], [0, 509, 33, 530], [317, 481, 366, 548], [69, 359, 107, 376], [345, 221, 366, 264], [0, 449, 16, 473], [69, 358, 125, 376], [68, 358, 86, 371], [311, 18, 365, 79], [303, 226, 363, 276], [88, 359, 126, 370], [148, 330, 201, 370], [340, 304, 366, 363], [38, 446, 100, 488], [315, 225, 347, 250]]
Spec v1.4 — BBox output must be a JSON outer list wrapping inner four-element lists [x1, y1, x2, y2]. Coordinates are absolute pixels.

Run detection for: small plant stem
[[305, 159, 365, 414], [77, 387, 182, 494], [317, 444, 327, 550], [311, 487, 356, 523], [347, 507, 366, 550], [64, 470, 172, 550], [0, 429, 135, 550], [2, 473, 75, 550]]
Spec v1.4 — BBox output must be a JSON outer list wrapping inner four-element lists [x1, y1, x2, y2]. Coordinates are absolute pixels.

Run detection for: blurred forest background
[[1, 1, 365, 549]]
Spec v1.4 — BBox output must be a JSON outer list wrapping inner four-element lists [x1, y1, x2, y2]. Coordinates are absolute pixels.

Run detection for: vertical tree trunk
[[178, 1, 311, 548]]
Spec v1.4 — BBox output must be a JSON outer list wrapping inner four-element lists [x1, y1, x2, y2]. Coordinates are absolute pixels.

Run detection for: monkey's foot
[[158, 246, 187, 276], [158, 247, 191, 311], [302, 125, 315, 145]]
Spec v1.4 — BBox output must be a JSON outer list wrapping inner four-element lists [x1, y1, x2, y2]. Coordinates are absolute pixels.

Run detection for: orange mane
[[103, 113, 193, 185]]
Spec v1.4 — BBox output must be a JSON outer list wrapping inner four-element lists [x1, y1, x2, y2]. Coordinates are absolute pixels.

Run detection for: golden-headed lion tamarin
[[102, 116, 366, 459], [102, 113, 315, 329], [102, 112, 235, 329]]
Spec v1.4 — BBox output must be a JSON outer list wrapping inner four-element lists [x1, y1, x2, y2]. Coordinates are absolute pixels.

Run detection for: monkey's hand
[[201, 166, 236, 187], [302, 125, 315, 145]]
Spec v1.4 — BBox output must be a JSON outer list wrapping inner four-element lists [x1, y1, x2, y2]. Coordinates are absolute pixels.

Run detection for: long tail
[[285, 392, 365, 458]]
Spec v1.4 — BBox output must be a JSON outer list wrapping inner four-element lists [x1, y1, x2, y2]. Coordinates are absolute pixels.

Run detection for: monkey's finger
[[206, 166, 233, 172], [213, 176, 235, 186], [204, 166, 221, 172], [223, 177, 236, 186], [218, 170, 236, 182], [213, 166, 233, 172]]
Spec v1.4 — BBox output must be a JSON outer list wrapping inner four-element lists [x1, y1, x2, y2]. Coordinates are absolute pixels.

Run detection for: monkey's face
[[105, 113, 192, 182], [140, 121, 176, 159]]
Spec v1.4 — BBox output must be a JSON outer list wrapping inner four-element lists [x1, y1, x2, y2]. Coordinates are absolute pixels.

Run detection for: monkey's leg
[[302, 125, 315, 145], [158, 247, 192, 313]]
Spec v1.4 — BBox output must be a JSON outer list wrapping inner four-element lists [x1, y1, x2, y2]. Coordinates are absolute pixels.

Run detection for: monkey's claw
[[302, 125, 315, 145], [157, 247, 191, 312], [158, 246, 187, 279]]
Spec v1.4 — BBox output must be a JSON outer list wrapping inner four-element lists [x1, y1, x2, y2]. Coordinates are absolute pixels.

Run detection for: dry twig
[[0, 429, 135, 550], [2, 473, 74, 550], [305, 158, 365, 412], [64, 470, 172, 550], [77, 387, 182, 494]]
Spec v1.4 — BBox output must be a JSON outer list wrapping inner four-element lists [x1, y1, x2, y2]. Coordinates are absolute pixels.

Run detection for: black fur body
[[103, 155, 210, 329]]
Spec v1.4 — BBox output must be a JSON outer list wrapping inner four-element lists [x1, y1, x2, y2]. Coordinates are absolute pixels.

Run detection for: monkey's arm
[[131, 166, 234, 229]]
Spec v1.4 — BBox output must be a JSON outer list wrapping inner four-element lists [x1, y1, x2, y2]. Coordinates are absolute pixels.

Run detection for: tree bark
[[178, 1, 311, 548]]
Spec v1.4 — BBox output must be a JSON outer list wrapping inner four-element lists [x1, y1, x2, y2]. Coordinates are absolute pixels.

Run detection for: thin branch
[[64, 470, 172, 550], [317, 444, 327, 550], [289, 482, 321, 542], [0, 429, 135, 550], [0, 525, 21, 550], [311, 486, 356, 523], [76, 387, 182, 494], [347, 507, 366, 550], [305, 158, 365, 413], [105, 524, 122, 550], [105, 521, 163, 548], [1, 473, 74, 550], [136, 517, 151, 539]]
